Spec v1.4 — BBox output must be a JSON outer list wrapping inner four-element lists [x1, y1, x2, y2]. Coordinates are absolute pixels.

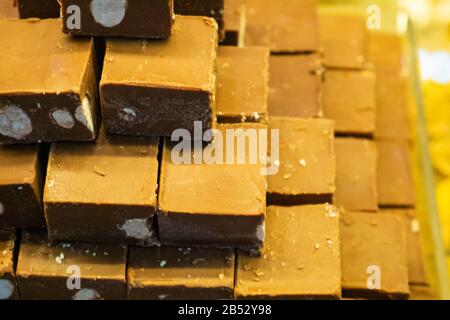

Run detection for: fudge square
[[322, 70, 376, 136], [44, 130, 160, 246], [377, 141, 415, 207], [340, 211, 410, 299], [174, 0, 225, 40], [60, 0, 174, 38], [16, 230, 127, 300], [335, 138, 378, 212], [269, 54, 322, 118], [216, 46, 270, 123], [0, 144, 46, 228], [319, 14, 368, 69], [100, 15, 218, 138], [223, 0, 246, 46], [128, 246, 235, 300], [235, 205, 341, 299], [158, 123, 267, 250], [267, 117, 336, 206], [0, 19, 99, 145], [245, 0, 319, 53], [368, 31, 405, 75], [0, 230, 18, 300]]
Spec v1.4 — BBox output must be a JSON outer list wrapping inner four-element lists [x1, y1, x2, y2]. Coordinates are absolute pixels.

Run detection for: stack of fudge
[[0, 0, 435, 300]]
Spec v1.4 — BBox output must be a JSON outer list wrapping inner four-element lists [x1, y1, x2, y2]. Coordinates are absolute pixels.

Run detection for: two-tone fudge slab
[[216, 46, 269, 123], [16, 230, 127, 300], [17, 0, 59, 18], [319, 14, 368, 69], [235, 205, 341, 299], [60, 0, 174, 38], [0, 230, 18, 300], [100, 15, 218, 138], [375, 74, 411, 141], [44, 130, 159, 246], [335, 138, 378, 212], [340, 211, 409, 299], [267, 117, 336, 206], [175, 0, 224, 40], [0, 0, 18, 18], [322, 70, 376, 136], [377, 141, 415, 207], [268, 54, 322, 118], [158, 123, 267, 250], [245, 0, 319, 53], [368, 31, 405, 75], [0, 145, 46, 228], [222, 0, 246, 46], [0, 19, 98, 144], [128, 247, 234, 300]]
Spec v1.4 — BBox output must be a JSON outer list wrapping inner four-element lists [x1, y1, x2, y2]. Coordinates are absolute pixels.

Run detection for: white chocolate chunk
[[0, 279, 14, 300], [119, 218, 152, 240], [0, 105, 32, 140], [90, 0, 128, 28], [72, 288, 101, 300], [75, 96, 94, 133], [51, 109, 75, 129]]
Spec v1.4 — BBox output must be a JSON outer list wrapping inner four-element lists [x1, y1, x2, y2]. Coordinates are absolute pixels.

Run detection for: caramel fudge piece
[[16, 230, 127, 300], [375, 74, 411, 141], [18, 0, 59, 18], [368, 32, 404, 75], [175, 0, 224, 40], [0, 145, 46, 228], [335, 138, 378, 212], [322, 70, 376, 136], [0, 230, 18, 300], [44, 130, 159, 246], [158, 123, 267, 250], [222, 0, 246, 46], [128, 247, 234, 300], [267, 117, 335, 206], [216, 46, 269, 123], [235, 205, 341, 299], [245, 0, 319, 53], [100, 16, 218, 138], [0, 0, 18, 18], [320, 14, 368, 69], [0, 19, 98, 144], [340, 211, 409, 299], [269, 54, 322, 118], [60, 0, 174, 39], [377, 141, 415, 207]]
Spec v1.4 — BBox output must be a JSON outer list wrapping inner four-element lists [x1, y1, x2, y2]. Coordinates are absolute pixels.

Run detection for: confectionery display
[[0, 0, 446, 301]]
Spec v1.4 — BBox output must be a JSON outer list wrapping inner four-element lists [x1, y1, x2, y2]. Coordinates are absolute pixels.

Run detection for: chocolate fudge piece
[[377, 141, 415, 207], [60, 0, 174, 38], [245, 0, 319, 53], [100, 15, 218, 138], [269, 54, 322, 118], [175, 0, 224, 40], [335, 138, 378, 212], [0, 19, 98, 145], [16, 230, 127, 300], [322, 70, 376, 136], [267, 117, 336, 206], [0, 145, 46, 228], [18, 0, 59, 19], [375, 74, 411, 140], [216, 46, 269, 123], [44, 130, 160, 246], [319, 14, 368, 69], [235, 205, 341, 299], [0, 0, 18, 18], [340, 210, 410, 299], [368, 31, 404, 75], [128, 247, 234, 300], [222, 0, 246, 46], [158, 123, 267, 250], [0, 230, 18, 300]]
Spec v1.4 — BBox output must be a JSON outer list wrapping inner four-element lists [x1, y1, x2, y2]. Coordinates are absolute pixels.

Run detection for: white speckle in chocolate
[[0, 202, 4, 216], [51, 109, 75, 129], [72, 288, 101, 300], [160, 260, 167, 268], [75, 96, 94, 133], [158, 294, 168, 300], [0, 279, 14, 300], [118, 218, 152, 240], [55, 253, 65, 264], [256, 223, 265, 242], [90, 0, 127, 28], [0, 105, 32, 140], [120, 107, 137, 122]]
